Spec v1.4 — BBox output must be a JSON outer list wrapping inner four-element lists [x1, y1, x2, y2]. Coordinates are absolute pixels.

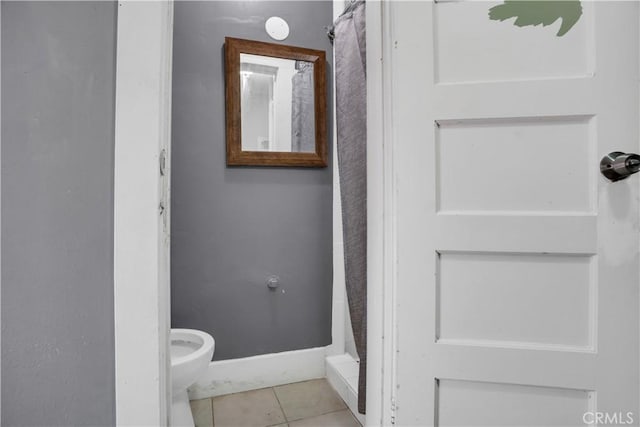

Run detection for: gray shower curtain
[[333, 0, 367, 415], [291, 61, 316, 152]]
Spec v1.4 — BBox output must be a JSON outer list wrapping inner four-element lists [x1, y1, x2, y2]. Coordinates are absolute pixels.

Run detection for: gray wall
[[2, 2, 116, 426], [171, 1, 333, 360]]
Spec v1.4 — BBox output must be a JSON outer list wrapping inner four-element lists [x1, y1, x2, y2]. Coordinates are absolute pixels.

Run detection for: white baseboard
[[326, 353, 365, 425], [187, 347, 327, 400]]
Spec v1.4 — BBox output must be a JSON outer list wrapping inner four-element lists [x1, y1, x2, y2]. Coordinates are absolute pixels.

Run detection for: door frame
[[366, 1, 396, 425], [112, 1, 391, 424], [113, 1, 174, 425], [111, 1, 388, 423]]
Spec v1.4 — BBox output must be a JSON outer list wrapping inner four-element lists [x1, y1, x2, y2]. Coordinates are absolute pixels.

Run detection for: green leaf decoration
[[489, 0, 583, 37]]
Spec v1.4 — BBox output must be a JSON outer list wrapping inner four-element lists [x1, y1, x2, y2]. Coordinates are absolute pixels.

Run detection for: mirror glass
[[240, 53, 316, 153]]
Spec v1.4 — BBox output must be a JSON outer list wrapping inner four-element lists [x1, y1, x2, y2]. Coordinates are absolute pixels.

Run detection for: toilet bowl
[[170, 328, 215, 427]]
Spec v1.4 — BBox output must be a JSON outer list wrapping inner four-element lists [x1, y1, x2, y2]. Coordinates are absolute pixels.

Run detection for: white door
[[388, 1, 639, 425]]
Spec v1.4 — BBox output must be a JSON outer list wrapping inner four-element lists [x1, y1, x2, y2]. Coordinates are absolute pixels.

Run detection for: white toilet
[[170, 328, 215, 427]]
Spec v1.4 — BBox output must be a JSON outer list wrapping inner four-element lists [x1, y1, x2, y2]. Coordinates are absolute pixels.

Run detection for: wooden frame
[[224, 37, 327, 167]]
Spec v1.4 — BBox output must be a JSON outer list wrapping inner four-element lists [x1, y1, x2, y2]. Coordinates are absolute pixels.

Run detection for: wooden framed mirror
[[224, 37, 327, 167]]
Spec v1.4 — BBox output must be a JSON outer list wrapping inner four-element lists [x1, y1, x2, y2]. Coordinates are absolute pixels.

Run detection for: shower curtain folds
[[333, 0, 367, 415]]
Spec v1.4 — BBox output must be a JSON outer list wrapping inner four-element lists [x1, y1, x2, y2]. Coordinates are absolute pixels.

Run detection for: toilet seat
[[171, 328, 215, 369]]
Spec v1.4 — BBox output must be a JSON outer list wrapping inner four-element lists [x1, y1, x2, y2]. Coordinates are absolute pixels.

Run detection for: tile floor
[[189, 379, 362, 427]]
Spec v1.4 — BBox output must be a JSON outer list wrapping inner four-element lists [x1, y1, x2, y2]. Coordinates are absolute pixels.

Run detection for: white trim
[[187, 347, 327, 400], [366, 1, 397, 426], [0, 3, 3, 422], [114, 1, 174, 425], [326, 354, 366, 425]]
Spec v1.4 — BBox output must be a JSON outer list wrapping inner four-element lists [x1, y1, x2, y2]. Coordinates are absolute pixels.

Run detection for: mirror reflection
[[240, 53, 315, 153]]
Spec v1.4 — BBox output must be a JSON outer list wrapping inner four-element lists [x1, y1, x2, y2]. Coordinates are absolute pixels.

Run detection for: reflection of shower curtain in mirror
[[334, 0, 367, 415], [290, 61, 315, 152]]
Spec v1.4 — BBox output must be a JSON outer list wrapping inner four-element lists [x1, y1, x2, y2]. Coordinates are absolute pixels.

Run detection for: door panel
[[436, 379, 593, 427], [390, 1, 639, 425], [436, 251, 595, 350], [436, 116, 595, 213], [433, 1, 592, 83]]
